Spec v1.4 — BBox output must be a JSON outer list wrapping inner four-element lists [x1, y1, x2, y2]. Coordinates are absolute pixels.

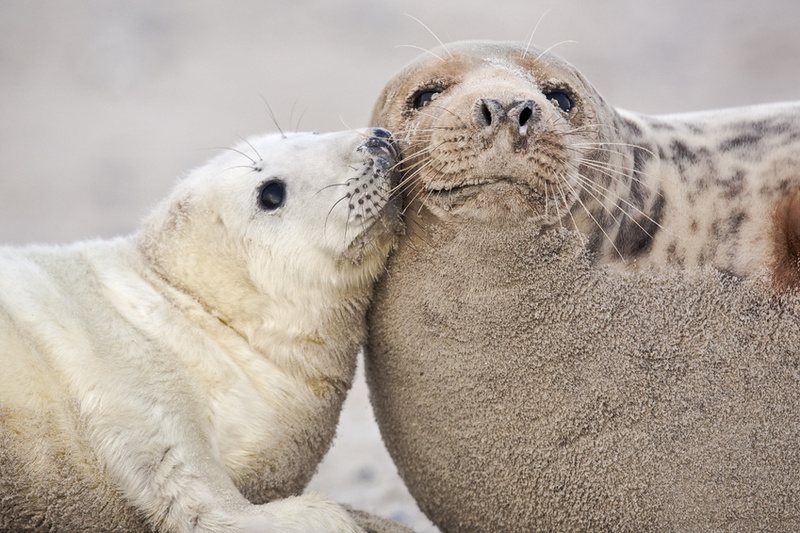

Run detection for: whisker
[[572, 175, 623, 228], [394, 44, 445, 62], [576, 158, 662, 196], [295, 107, 308, 133], [238, 136, 263, 162], [288, 99, 297, 137], [562, 176, 625, 262], [550, 181, 564, 231], [573, 141, 658, 159], [220, 165, 257, 174], [405, 14, 452, 58], [406, 215, 433, 249], [576, 154, 658, 182], [555, 181, 583, 244], [425, 104, 470, 128], [573, 170, 662, 230], [324, 194, 351, 241], [535, 39, 578, 62], [314, 178, 359, 197], [561, 144, 635, 162], [212, 146, 256, 165], [259, 95, 286, 139], [575, 181, 655, 242], [521, 9, 552, 60]]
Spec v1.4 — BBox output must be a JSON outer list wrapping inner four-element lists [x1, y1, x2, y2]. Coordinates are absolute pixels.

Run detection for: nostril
[[481, 102, 493, 126], [519, 106, 533, 127], [372, 127, 392, 139]]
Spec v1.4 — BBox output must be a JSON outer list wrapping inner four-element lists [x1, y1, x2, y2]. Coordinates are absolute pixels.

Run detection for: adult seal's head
[[371, 40, 617, 224]]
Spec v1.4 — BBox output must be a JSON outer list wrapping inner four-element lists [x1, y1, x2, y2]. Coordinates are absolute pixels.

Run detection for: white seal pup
[[370, 40, 800, 286], [0, 128, 402, 532]]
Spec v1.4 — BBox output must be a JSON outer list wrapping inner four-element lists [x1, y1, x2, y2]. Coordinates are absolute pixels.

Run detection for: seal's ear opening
[[771, 189, 800, 289]]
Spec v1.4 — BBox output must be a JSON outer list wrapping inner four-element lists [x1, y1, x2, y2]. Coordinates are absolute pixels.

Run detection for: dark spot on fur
[[647, 118, 675, 132], [683, 122, 704, 135], [614, 193, 665, 258], [711, 210, 748, 240], [627, 169, 646, 209], [718, 169, 746, 199], [621, 118, 643, 137], [728, 211, 747, 234], [690, 219, 699, 232], [719, 133, 760, 152], [670, 139, 700, 176]]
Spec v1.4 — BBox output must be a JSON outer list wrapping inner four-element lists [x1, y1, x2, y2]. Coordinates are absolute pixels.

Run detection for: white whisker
[[405, 14, 452, 58], [535, 39, 578, 62], [394, 44, 445, 62], [521, 9, 552, 60]]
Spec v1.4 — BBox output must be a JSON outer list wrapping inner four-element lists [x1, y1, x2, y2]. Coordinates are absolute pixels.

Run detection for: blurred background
[[2, 1, 799, 530]]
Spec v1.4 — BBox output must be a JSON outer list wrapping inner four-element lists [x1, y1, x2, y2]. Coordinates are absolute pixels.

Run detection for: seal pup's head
[[372, 40, 620, 224], [138, 128, 401, 332]]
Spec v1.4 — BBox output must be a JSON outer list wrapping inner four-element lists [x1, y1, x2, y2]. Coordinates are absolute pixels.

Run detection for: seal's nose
[[364, 129, 398, 160], [362, 129, 400, 188], [474, 98, 539, 139], [371, 127, 392, 139]]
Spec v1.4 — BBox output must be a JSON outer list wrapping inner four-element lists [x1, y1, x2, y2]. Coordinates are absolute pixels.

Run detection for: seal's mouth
[[424, 175, 545, 198], [420, 176, 549, 214], [424, 178, 496, 194]]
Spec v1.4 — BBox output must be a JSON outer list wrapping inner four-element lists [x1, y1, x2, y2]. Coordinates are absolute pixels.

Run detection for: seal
[[371, 40, 800, 284], [365, 40, 800, 532], [0, 128, 403, 533]]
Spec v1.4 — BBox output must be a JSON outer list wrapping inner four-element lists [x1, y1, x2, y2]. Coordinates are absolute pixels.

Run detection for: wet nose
[[371, 127, 392, 139], [473, 98, 538, 137], [365, 128, 398, 159], [363, 128, 400, 187]]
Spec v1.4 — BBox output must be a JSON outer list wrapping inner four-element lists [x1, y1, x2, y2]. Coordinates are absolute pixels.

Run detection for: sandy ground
[[2, 2, 799, 531]]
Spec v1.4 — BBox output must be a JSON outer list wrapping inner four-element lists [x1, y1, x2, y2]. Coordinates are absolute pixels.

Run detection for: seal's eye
[[412, 89, 440, 109], [258, 179, 286, 211], [544, 91, 574, 113]]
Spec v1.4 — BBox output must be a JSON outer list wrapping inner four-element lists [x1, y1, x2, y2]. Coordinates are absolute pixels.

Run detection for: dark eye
[[412, 89, 440, 109], [258, 179, 286, 211], [545, 91, 574, 113]]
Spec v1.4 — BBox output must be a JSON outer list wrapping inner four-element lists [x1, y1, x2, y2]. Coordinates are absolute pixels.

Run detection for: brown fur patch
[[770, 190, 800, 289]]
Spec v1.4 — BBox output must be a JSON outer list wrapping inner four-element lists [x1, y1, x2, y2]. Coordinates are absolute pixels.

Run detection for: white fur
[[0, 130, 398, 532]]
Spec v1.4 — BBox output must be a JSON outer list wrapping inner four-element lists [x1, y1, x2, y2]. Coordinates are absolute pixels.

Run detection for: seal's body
[[367, 218, 800, 533], [1, 129, 401, 533], [371, 40, 800, 283]]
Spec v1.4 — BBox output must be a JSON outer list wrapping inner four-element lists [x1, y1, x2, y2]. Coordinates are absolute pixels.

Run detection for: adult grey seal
[[366, 40, 800, 532]]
